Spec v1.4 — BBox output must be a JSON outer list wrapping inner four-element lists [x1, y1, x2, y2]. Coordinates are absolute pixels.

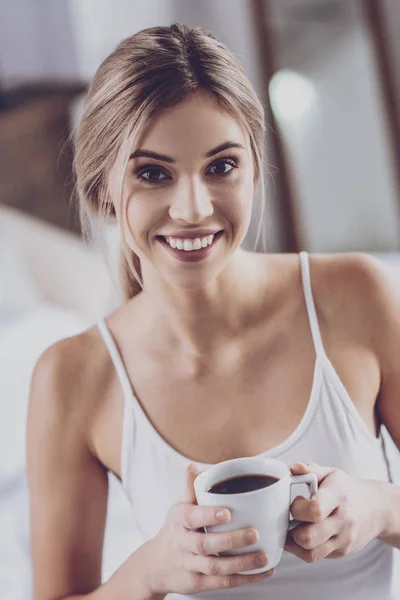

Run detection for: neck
[[136, 249, 263, 358]]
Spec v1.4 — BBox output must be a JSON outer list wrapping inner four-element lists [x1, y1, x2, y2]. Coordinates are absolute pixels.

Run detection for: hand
[[142, 464, 275, 596], [285, 462, 385, 563]]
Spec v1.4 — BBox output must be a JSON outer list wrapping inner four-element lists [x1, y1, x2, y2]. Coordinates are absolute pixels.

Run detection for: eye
[[136, 166, 170, 184], [207, 158, 238, 177]]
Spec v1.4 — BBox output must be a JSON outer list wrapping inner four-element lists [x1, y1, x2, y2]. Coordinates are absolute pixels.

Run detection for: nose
[[169, 178, 214, 223]]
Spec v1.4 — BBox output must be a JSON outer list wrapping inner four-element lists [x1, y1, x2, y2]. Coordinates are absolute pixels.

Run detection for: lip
[[157, 229, 223, 240], [157, 230, 223, 262]]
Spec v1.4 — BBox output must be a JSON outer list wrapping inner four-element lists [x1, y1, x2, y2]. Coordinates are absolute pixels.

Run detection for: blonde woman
[[27, 23, 400, 600]]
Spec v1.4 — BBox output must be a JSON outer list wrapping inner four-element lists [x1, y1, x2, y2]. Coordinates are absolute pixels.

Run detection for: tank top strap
[[97, 318, 136, 493], [97, 318, 133, 399], [299, 251, 326, 360]]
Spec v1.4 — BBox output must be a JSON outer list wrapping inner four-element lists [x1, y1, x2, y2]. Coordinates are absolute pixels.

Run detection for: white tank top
[[98, 251, 396, 599]]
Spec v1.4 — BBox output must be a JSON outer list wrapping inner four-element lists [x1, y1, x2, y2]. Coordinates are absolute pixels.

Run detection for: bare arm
[[366, 256, 400, 547], [26, 338, 158, 600], [337, 254, 400, 548]]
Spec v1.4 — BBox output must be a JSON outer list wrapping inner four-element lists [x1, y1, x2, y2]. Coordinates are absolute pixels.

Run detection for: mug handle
[[288, 473, 318, 531]]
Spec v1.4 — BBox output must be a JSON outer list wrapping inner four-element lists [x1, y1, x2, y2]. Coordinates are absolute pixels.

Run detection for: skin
[[110, 93, 257, 353], [27, 93, 400, 600]]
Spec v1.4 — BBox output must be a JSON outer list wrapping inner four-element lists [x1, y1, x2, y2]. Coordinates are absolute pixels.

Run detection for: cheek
[[224, 176, 254, 226], [123, 195, 156, 251], [126, 196, 140, 227]]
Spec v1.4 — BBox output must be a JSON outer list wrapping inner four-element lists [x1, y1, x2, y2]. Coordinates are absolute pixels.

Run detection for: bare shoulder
[[257, 251, 400, 439], [254, 250, 398, 321], [309, 250, 396, 285], [308, 252, 400, 360], [29, 325, 111, 452], [308, 251, 400, 316], [31, 329, 93, 394]]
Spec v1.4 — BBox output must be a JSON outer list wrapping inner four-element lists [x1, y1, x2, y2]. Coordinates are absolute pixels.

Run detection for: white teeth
[[164, 233, 217, 251], [192, 238, 202, 250]]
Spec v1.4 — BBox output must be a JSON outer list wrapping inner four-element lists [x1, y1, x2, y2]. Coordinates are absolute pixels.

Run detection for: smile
[[156, 231, 224, 263], [165, 233, 215, 251]]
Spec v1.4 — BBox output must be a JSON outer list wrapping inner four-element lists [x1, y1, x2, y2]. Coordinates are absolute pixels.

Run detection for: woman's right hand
[[142, 463, 275, 597]]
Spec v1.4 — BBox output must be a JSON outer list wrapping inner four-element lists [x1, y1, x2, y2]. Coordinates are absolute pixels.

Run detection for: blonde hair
[[74, 23, 266, 300]]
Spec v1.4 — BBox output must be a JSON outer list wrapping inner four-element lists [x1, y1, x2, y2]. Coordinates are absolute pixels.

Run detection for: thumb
[[180, 463, 203, 504], [290, 461, 335, 483]]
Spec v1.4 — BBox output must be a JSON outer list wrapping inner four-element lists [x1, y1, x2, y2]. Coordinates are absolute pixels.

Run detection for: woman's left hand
[[285, 461, 386, 563]]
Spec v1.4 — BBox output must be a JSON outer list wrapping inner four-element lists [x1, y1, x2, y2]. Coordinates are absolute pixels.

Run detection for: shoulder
[[258, 250, 394, 316], [28, 325, 113, 452], [308, 251, 400, 363], [31, 327, 100, 400], [308, 251, 399, 315], [257, 250, 398, 312], [309, 250, 393, 282]]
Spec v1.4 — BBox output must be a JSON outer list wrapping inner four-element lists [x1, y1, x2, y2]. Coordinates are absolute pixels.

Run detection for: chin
[[159, 261, 228, 291]]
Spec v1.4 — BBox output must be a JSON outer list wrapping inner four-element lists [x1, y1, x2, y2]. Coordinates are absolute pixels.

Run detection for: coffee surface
[[208, 473, 279, 494]]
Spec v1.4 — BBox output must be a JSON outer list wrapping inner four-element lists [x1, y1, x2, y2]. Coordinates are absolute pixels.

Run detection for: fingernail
[[245, 530, 258, 545], [216, 509, 230, 521], [256, 553, 268, 567], [292, 462, 310, 471]]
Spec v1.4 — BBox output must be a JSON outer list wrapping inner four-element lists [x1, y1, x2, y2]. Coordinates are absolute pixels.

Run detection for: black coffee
[[208, 473, 279, 494]]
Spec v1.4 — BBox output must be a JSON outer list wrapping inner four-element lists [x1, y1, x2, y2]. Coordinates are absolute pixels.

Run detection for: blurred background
[[1, 0, 400, 597]]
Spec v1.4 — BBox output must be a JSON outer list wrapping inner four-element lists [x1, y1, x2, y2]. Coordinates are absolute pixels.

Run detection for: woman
[[27, 23, 400, 600]]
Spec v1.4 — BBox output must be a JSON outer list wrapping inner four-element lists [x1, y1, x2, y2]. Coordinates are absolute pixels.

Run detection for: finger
[[177, 503, 231, 531], [191, 550, 269, 576], [290, 461, 335, 484], [290, 486, 340, 523], [200, 568, 275, 591], [185, 527, 259, 556], [325, 546, 350, 559], [289, 514, 340, 550], [179, 463, 203, 504], [285, 536, 338, 563]]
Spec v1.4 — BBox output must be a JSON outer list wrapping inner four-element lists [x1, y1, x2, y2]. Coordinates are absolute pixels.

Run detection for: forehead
[[133, 94, 249, 160]]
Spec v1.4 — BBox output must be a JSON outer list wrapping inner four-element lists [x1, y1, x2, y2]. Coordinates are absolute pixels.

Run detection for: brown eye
[[207, 158, 238, 177], [137, 166, 170, 184]]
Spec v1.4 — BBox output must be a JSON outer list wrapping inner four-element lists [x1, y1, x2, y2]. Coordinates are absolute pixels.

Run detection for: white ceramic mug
[[194, 456, 318, 574]]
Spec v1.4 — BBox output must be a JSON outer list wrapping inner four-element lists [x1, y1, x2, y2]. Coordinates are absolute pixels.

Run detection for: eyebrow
[[129, 141, 245, 163]]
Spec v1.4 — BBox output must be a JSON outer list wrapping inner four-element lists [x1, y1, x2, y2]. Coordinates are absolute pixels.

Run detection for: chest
[[129, 334, 316, 464], [94, 311, 380, 480]]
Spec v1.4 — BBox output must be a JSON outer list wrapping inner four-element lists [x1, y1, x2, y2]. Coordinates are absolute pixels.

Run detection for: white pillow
[[369, 252, 400, 278], [0, 221, 44, 320], [0, 303, 89, 481]]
